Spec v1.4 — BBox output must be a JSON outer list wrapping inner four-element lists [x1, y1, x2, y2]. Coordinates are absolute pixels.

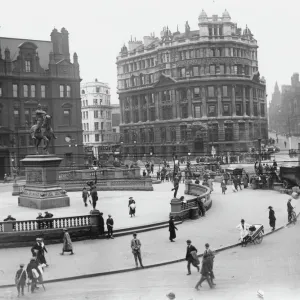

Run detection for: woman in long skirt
[[129, 200, 136, 217], [168, 216, 178, 242], [61, 228, 74, 255]]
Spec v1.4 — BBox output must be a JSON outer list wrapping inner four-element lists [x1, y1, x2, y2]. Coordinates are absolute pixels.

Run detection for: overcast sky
[[0, 0, 298, 104]]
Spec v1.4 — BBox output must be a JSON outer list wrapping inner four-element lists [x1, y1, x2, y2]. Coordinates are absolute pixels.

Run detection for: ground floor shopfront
[[121, 117, 268, 160]]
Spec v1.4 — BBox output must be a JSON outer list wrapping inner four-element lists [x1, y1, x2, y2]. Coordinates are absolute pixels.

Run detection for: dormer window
[[25, 60, 31, 72]]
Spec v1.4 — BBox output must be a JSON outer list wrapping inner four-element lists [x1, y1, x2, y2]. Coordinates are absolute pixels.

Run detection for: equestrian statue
[[30, 104, 57, 155]]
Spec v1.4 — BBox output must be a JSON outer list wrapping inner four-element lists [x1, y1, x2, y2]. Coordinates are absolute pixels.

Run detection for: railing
[[0, 215, 91, 232], [181, 198, 198, 210]]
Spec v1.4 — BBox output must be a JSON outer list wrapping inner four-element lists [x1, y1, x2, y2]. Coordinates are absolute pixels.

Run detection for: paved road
[[0, 182, 193, 226], [2, 221, 300, 300], [0, 184, 296, 286]]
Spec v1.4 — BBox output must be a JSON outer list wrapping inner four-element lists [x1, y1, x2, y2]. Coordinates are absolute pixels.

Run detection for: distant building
[[81, 80, 113, 162], [0, 28, 83, 178], [116, 10, 268, 160], [274, 73, 300, 136], [111, 104, 120, 143], [268, 82, 281, 133]]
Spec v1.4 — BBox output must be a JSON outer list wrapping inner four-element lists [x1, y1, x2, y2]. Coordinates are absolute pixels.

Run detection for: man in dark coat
[[3, 215, 16, 229], [31, 238, 48, 266], [171, 175, 179, 198], [195, 258, 214, 290], [106, 214, 114, 239], [197, 197, 206, 217], [203, 243, 216, 285], [15, 263, 27, 297], [186, 240, 199, 275], [99, 212, 105, 235], [36, 213, 44, 230], [168, 216, 178, 242], [26, 257, 42, 293], [268, 206, 276, 231], [44, 211, 54, 228], [90, 184, 98, 210], [287, 199, 294, 222]]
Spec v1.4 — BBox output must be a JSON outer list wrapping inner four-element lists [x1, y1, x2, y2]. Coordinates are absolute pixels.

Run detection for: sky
[[0, 0, 298, 104]]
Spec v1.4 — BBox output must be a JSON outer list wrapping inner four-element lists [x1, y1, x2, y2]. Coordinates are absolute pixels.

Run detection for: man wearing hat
[[36, 212, 44, 230], [15, 263, 27, 297], [287, 198, 294, 222], [99, 212, 105, 235], [236, 219, 251, 246], [166, 291, 176, 299], [44, 211, 54, 228], [185, 240, 199, 275], [131, 233, 144, 268], [268, 206, 276, 231], [106, 214, 114, 239], [203, 243, 216, 285], [26, 257, 41, 293]]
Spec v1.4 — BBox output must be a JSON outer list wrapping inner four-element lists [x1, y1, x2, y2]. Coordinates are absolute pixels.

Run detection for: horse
[[30, 115, 56, 155]]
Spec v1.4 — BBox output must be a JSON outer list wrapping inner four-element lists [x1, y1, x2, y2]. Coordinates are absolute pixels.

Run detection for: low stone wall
[[0, 213, 101, 248], [170, 182, 211, 221], [60, 178, 153, 191]]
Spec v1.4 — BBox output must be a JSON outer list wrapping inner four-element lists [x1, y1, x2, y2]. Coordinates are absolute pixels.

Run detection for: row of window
[[82, 122, 111, 131], [0, 83, 71, 98], [83, 134, 112, 143], [81, 87, 109, 94], [122, 123, 265, 143], [118, 65, 259, 89], [81, 110, 111, 119], [124, 102, 265, 123], [81, 98, 111, 107], [122, 86, 265, 109], [13, 108, 71, 126], [118, 47, 257, 74]]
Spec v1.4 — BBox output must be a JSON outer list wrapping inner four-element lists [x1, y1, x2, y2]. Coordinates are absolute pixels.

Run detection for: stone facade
[[116, 10, 268, 159], [0, 28, 83, 178], [269, 73, 300, 136], [81, 80, 113, 159]]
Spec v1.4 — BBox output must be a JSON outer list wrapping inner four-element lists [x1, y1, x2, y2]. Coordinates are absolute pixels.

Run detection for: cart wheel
[[255, 232, 263, 244]]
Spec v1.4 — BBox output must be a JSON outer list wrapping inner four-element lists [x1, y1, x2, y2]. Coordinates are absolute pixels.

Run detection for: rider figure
[[287, 198, 294, 222], [33, 104, 57, 139]]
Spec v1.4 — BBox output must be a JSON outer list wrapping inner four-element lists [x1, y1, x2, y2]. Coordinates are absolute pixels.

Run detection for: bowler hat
[[205, 243, 209, 247], [20, 264, 25, 267], [186, 239, 191, 243], [133, 232, 137, 236], [108, 214, 111, 217], [241, 219, 245, 223], [268, 206, 272, 209]]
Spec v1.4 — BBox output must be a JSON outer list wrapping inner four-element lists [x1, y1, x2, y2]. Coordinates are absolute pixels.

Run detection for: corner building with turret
[[116, 10, 268, 159]]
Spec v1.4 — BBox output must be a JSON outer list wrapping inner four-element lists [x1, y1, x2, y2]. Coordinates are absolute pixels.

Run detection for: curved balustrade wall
[[0, 214, 96, 248]]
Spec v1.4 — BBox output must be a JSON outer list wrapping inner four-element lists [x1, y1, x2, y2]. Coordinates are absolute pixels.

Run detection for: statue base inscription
[[18, 155, 70, 209]]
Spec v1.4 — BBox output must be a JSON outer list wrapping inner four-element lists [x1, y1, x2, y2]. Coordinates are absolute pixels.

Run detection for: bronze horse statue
[[30, 115, 56, 155]]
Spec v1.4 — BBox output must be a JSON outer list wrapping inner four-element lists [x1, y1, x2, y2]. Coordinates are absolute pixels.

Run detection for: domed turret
[[243, 25, 252, 36], [222, 9, 231, 21], [198, 10, 208, 22]]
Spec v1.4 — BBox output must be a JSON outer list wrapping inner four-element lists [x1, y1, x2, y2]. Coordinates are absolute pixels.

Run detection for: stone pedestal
[[18, 155, 70, 209]]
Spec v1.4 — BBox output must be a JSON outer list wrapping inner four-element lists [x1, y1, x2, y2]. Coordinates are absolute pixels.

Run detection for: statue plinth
[[18, 155, 70, 209]]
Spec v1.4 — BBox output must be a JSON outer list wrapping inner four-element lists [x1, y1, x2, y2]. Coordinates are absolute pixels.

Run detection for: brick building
[[0, 28, 83, 178], [116, 10, 268, 160]]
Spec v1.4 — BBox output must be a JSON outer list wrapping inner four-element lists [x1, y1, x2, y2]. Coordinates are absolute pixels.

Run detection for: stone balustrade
[[170, 181, 211, 220], [0, 215, 91, 233], [0, 213, 98, 248]]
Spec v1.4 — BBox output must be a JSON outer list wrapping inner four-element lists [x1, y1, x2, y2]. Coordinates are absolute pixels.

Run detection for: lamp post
[[92, 165, 98, 183], [133, 140, 137, 161]]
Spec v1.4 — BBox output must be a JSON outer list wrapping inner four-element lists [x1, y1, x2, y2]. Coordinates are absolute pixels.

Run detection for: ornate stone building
[[81, 79, 113, 161], [116, 10, 268, 159], [0, 28, 83, 177], [268, 82, 282, 133]]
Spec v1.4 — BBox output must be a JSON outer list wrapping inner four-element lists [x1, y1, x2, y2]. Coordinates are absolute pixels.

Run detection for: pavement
[[0, 182, 194, 228], [0, 182, 297, 287], [2, 218, 300, 299]]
